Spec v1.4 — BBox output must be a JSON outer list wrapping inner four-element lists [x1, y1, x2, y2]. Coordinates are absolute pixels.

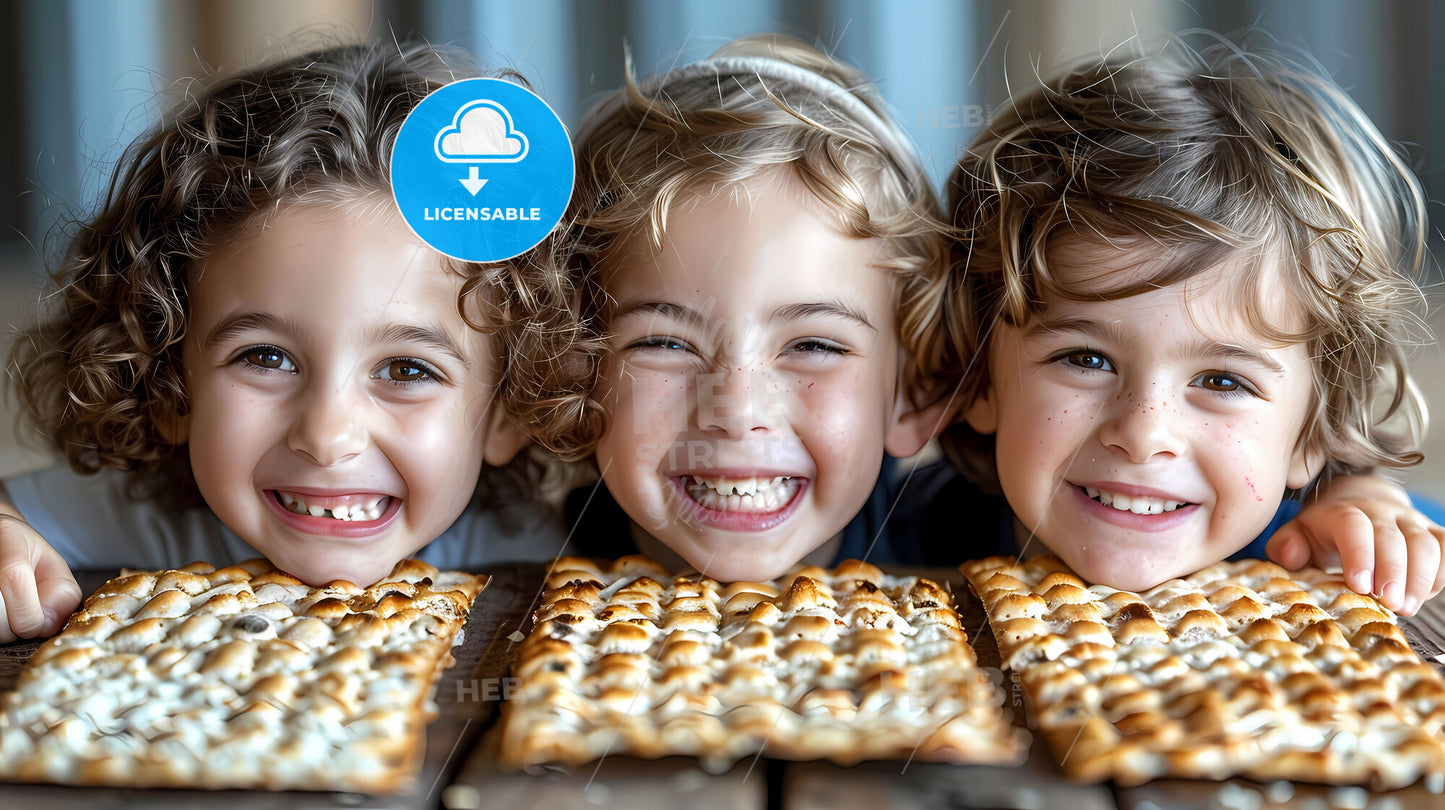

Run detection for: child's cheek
[[610, 366, 692, 437]]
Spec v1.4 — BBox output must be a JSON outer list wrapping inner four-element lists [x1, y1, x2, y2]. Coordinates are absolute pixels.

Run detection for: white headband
[[574, 54, 923, 185]]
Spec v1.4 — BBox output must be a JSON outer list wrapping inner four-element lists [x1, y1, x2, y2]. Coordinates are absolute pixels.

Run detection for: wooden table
[[6, 564, 1445, 809]]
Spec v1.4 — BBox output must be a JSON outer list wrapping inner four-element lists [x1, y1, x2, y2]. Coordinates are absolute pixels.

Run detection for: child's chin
[[684, 548, 800, 584], [1062, 549, 1183, 592], [265, 552, 396, 588]]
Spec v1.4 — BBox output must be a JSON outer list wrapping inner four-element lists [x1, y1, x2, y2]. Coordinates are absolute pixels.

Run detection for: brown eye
[[375, 357, 439, 385], [1200, 373, 1236, 391], [241, 346, 294, 372], [388, 360, 426, 381], [1065, 351, 1110, 371], [1196, 372, 1253, 396]]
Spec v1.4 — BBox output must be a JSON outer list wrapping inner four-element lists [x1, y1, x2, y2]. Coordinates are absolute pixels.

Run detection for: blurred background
[[1, 0, 1441, 497]]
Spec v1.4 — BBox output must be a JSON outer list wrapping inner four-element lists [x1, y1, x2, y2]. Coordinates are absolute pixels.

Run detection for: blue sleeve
[[1229, 500, 1302, 561], [1413, 492, 1445, 526]]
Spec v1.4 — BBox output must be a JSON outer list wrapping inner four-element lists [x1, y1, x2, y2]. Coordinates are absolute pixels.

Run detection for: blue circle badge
[[391, 78, 573, 262]]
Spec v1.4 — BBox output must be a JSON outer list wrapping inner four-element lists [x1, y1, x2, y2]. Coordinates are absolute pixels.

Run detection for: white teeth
[[684, 475, 800, 513], [277, 492, 388, 521], [1083, 487, 1185, 515]]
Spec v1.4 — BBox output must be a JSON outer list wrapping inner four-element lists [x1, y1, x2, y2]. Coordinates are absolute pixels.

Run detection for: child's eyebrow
[[773, 301, 877, 332], [202, 312, 304, 349], [612, 300, 876, 332], [365, 323, 470, 367], [612, 301, 701, 324]]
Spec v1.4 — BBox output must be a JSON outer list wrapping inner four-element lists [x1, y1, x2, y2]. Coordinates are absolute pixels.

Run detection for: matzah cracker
[[962, 554, 1445, 788], [498, 555, 1026, 771], [0, 558, 485, 792]]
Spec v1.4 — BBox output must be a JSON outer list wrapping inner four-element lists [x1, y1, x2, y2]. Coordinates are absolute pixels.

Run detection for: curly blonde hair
[[942, 33, 1430, 491], [504, 34, 952, 459], [8, 40, 544, 507]]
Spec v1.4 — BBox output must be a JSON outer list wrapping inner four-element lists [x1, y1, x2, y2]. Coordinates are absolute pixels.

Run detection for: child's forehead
[[1039, 234, 1309, 341], [614, 168, 869, 264]]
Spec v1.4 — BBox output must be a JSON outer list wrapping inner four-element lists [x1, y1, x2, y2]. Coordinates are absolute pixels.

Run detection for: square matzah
[[0, 558, 485, 792], [962, 554, 1445, 788], [498, 555, 1026, 771]]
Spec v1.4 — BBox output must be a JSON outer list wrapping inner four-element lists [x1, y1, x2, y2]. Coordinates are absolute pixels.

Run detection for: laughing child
[[0, 40, 567, 641], [505, 34, 955, 582]]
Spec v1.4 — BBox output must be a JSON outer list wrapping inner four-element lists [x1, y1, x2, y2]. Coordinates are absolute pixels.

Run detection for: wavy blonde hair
[[8, 40, 551, 507], [942, 33, 1431, 491], [504, 34, 952, 458]]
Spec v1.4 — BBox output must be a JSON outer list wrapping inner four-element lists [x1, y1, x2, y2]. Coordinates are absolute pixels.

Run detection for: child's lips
[[669, 475, 808, 531], [264, 489, 403, 537], [1072, 484, 1198, 530], [272, 490, 393, 521]]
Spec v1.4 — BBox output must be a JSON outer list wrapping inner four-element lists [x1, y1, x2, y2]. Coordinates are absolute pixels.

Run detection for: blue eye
[[631, 336, 692, 352], [236, 345, 296, 373]]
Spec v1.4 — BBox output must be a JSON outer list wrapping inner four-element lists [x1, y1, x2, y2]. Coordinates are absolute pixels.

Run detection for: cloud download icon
[[391, 78, 573, 262]]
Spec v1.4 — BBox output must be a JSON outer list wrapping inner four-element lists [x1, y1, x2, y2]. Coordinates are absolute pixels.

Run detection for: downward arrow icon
[[459, 166, 488, 195]]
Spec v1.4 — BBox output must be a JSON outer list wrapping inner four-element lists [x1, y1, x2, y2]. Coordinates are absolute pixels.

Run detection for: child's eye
[[235, 345, 296, 373], [1056, 350, 1112, 372], [629, 336, 693, 353], [374, 357, 441, 386], [786, 339, 848, 356], [1194, 371, 1257, 397]]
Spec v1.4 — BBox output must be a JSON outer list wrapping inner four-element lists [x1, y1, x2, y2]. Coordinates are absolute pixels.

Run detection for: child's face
[[966, 237, 1320, 590], [178, 204, 523, 586], [593, 174, 928, 581]]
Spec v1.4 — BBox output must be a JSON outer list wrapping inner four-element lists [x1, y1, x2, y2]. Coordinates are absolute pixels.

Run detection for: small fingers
[[1395, 520, 1442, 617], [1265, 526, 1311, 570], [35, 556, 82, 637], [0, 558, 44, 639], [1371, 519, 1410, 614], [1328, 509, 1377, 596], [1421, 522, 1445, 606]]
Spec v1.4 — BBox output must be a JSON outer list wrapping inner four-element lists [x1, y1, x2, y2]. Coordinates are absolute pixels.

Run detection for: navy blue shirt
[[564, 459, 1444, 568]]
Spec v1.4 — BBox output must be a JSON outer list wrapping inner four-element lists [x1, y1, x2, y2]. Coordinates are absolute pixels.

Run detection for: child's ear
[[1286, 437, 1326, 491], [483, 407, 531, 466], [155, 410, 190, 445], [884, 390, 958, 458], [963, 383, 998, 435]]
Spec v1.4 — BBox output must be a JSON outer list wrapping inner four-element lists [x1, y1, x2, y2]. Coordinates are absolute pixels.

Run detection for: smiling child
[[923, 33, 1445, 611], [508, 34, 953, 582], [0, 41, 565, 641]]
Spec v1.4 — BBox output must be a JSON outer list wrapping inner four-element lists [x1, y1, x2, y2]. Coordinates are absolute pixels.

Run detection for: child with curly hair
[[0, 40, 566, 641], [905, 33, 1445, 613]]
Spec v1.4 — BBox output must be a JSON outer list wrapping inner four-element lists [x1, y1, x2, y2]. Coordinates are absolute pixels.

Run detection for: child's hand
[[1266, 475, 1445, 616], [0, 514, 82, 642]]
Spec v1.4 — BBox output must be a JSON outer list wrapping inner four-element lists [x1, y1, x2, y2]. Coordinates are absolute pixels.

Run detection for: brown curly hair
[[8, 39, 543, 508], [502, 34, 953, 460], [942, 33, 1430, 492]]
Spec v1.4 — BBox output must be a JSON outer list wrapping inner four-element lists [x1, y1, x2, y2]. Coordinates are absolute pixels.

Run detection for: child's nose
[[287, 381, 367, 466], [695, 366, 780, 436], [1097, 387, 1186, 463]]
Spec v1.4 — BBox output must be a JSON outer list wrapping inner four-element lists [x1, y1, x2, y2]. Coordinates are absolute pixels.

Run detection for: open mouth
[[271, 491, 392, 522], [1080, 486, 1194, 516], [680, 475, 805, 513]]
